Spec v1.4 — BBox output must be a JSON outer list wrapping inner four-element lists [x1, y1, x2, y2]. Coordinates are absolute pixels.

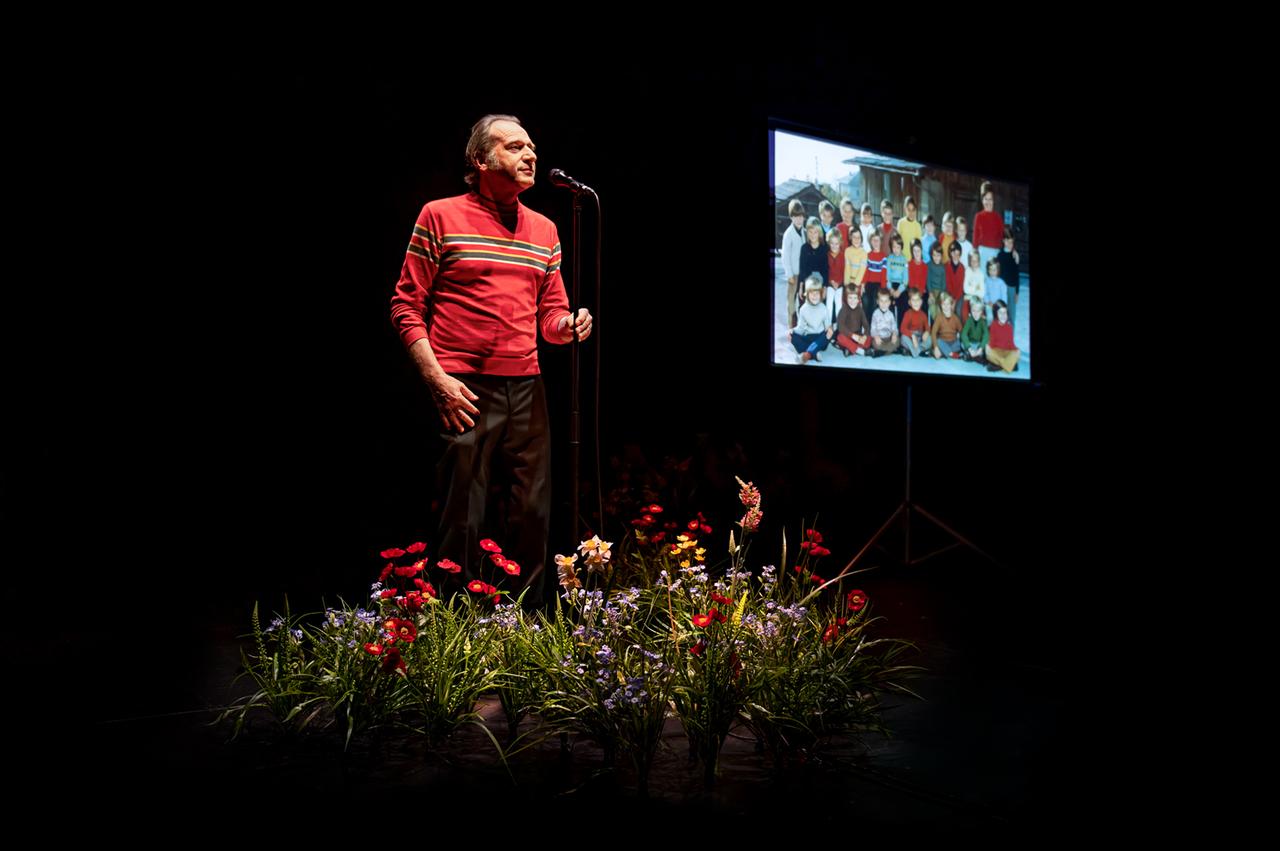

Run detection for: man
[[390, 114, 593, 608]]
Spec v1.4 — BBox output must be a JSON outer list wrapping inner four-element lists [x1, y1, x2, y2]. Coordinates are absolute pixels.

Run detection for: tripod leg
[[912, 503, 1005, 570]]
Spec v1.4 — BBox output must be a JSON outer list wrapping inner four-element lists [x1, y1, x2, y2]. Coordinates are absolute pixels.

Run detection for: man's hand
[[430, 373, 481, 434], [556, 308, 593, 343]]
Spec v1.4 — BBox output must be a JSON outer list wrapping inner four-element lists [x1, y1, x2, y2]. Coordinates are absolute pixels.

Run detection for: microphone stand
[[565, 184, 599, 545]]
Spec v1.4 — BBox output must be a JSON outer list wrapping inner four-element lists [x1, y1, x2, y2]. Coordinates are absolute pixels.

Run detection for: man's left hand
[[558, 308, 593, 342]]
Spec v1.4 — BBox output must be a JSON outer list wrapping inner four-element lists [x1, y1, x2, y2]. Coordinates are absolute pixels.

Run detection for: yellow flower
[[554, 553, 578, 568], [679, 559, 691, 569], [676, 534, 690, 543], [694, 547, 706, 557]]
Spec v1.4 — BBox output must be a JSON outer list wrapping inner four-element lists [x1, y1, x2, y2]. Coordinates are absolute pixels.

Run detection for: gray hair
[[464, 114, 522, 186]]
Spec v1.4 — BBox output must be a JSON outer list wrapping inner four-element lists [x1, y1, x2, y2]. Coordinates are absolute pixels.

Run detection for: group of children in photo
[[781, 181, 1023, 374]]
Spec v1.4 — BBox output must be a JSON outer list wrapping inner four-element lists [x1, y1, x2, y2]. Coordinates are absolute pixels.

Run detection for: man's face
[[479, 120, 537, 191]]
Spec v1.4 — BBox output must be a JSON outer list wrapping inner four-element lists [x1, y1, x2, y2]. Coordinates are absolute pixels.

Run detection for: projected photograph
[[771, 128, 1031, 380]]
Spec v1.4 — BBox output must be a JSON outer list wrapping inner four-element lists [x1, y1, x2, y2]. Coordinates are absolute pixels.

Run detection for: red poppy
[[645, 504, 663, 514], [406, 541, 427, 554], [363, 642, 383, 656], [490, 593, 502, 605], [800, 541, 812, 552], [380, 547, 406, 559], [687, 519, 700, 531], [711, 593, 734, 607], [380, 589, 398, 599], [836, 617, 848, 627], [713, 609, 727, 623], [381, 646, 406, 674], [794, 565, 805, 573], [436, 559, 461, 574], [810, 574, 824, 584], [823, 624, 840, 643], [467, 580, 487, 593], [502, 560, 521, 576], [395, 559, 426, 577], [846, 590, 867, 612], [651, 532, 666, 544], [422, 582, 437, 599], [479, 539, 503, 553], [491, 553, 509, 568], [692, 613, 713, 628], [379, 563, 394, 581], [664, 521, 679, 531], [699, 523, 712, 534], [384, 618, 417, 643], [805, 529, 823, 543], [810, 545, 831, 558], [689, 640, 706, 657], [403, 592, 424, 613]]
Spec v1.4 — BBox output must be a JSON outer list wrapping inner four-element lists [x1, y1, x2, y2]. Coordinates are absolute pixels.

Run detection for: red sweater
[[865, 250, 887, 284], [900, 308, 929, 336], [907, 259, 927, 293], [390, 192, 572, 376], [827, 250, 844, 288], [973, 210, 1003, 249], [945, 261, 966, 304], [836, 221, 852, 248], [989, 320, 1016, 350]]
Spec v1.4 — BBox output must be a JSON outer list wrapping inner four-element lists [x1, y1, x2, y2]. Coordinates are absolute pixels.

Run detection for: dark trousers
[[434, 374, 551, 608]]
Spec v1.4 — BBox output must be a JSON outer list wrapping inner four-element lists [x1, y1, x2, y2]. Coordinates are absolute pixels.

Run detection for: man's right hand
[[430, 374, 481, 433]]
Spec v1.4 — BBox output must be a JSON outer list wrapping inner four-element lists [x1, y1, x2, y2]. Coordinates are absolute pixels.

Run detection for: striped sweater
[[390, 191, 572, 376]]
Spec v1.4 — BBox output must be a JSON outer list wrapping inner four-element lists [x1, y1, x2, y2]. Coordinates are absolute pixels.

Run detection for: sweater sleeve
[[537, 230, 573, 344], [782, 228, 800, 278], [390, 204, 439, 350]]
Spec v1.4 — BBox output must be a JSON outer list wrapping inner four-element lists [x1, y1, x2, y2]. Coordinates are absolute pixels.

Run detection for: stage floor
[[40, 545, 1071, 834]]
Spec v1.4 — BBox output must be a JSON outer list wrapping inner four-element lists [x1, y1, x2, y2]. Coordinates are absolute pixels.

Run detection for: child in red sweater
[[907, 239, 927, 297], [984, 300, 1020, 373], [825, 228, 845, 326], [899, 288, 931, 357]]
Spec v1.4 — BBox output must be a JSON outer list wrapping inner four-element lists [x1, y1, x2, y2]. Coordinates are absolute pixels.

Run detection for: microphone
[[548, 168, 592, 193]]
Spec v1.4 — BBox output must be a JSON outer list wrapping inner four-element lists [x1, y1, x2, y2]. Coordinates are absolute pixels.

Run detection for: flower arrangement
[[220, 478, 920, 792]]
